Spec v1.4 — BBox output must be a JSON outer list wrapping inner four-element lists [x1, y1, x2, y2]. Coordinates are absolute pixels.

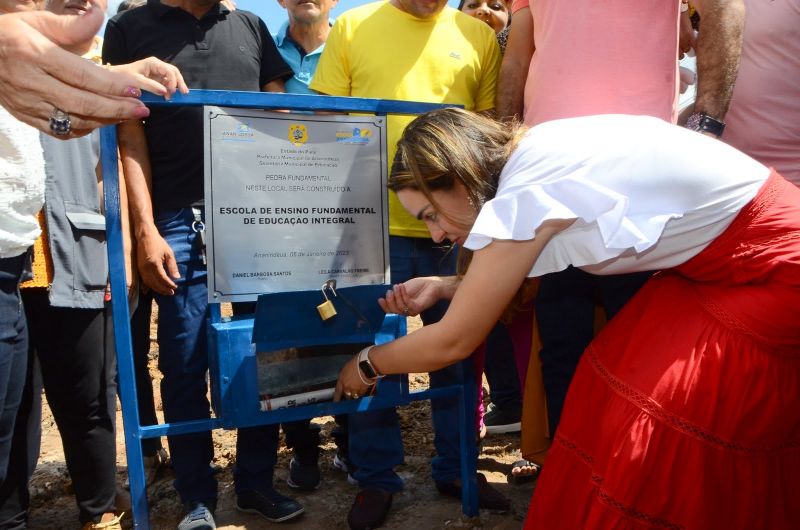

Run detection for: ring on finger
[[403, 306, 409, 316], [49, 107, 71, 136]]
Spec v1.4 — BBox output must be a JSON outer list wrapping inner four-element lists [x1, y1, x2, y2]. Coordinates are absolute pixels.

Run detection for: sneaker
[[236, 488, 304, 523], [435, 473, 510, 512], [347, 487, 393, 530], [483, 402, 521, 434], [81, 512, 124, 530], [177, 502, 216, 530], [333, 451, 358, 486], [287, 456, 321, 491]]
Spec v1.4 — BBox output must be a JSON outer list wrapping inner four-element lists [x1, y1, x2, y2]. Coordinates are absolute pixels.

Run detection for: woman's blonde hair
[[390, 108, 535, 321], [390, 108, 524, 218]]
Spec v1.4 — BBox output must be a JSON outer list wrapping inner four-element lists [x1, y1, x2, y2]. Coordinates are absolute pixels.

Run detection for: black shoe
[[347, 487, 393, 530], [435, 473, 510, 512], [236, 488, 304, 523], [178, 502, 216, 530], [287, 456, 321, 491], [483, 402, 521, 434]]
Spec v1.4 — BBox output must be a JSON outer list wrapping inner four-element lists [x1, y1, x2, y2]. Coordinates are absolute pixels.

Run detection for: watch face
[[359, 360, 377, 379], [686, 112, 724, 136]]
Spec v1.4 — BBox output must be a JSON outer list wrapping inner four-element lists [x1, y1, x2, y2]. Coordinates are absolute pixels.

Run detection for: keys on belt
[[191, 206, 207, 265]]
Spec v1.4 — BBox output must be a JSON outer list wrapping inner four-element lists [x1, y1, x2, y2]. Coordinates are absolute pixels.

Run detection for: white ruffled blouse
[[0, 107, 44, 259], [463, 115, 769, 276]]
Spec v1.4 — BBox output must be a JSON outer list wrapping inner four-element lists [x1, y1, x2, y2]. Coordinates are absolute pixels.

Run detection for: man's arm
[[117, 120, 180, 295], [692, 0, 745, 122], [262, 78, 286, 93], [495, 6, 534, 121]]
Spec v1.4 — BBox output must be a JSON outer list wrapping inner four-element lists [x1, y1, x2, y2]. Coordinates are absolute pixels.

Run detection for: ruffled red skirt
[[525, 172, 800, 530]]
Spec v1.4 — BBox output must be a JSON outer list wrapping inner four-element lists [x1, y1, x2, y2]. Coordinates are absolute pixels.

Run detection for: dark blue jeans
[[154, 208, 280, 504], [0, 254, 29, 488], [348, 236, 469, 492], [535, 266, 652, 433], [0, 253, 31, 529], [0, 342, 39, 530], [484, 323, 521, 412]]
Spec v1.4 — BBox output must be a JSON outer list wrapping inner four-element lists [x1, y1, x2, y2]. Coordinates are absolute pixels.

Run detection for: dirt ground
[[27, 309, 534, 529]]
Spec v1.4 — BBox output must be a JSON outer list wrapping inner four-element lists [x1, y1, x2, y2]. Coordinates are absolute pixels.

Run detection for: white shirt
[[464, 115, 769, 276], [0, 107, 45, 259]]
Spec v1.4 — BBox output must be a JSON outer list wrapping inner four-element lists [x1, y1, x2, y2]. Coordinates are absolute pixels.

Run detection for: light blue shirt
[[272, 20, 331, 95]]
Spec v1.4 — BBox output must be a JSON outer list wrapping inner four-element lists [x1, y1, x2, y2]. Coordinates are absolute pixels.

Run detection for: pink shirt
[[723, 0, 800, 185], [511, 0, 680, 126]]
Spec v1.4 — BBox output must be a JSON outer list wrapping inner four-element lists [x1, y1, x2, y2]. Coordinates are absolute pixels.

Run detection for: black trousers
[[129, 290, 163, 457], [20, 290, 116, 525]]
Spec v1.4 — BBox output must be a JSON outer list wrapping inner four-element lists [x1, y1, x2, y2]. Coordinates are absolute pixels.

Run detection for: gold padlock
[[317, 299, 337, 320], [317, 280, 338, 320]]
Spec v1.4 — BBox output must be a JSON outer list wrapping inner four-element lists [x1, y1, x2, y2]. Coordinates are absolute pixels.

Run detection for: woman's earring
[[468, 193, 485, 211]]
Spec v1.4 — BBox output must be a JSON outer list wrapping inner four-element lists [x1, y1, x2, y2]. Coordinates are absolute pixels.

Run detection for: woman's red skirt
[[525, 171, 800, 530]]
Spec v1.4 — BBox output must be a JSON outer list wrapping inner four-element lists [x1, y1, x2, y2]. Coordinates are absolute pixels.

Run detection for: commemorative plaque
[[204, 107, 390, 302]]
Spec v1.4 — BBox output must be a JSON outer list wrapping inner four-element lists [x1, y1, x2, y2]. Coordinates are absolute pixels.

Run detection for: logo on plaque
[[289, 124, 308, 146], [221, 121, 255, 142], [335, 127, 372, 145]]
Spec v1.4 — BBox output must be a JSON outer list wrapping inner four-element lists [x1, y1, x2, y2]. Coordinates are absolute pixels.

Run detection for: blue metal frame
[[101, 90, 477, 529]]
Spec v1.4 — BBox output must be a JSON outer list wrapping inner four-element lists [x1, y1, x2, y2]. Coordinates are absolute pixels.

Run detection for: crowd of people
[[0, 0, 797, 530]]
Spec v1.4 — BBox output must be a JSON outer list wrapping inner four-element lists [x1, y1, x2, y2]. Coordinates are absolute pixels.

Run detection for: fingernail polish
[[125, 86, 142, 98], [133, 106, 150, 118]]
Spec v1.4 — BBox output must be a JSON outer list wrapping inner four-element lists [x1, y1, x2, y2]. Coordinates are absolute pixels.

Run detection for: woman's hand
[[334, 356, 372, 401], [109, 57, 189, 100], [378, 276, 457, 317], [0, 2, 178, 137]]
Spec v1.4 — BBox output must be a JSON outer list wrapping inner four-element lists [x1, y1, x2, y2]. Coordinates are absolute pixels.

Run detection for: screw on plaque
[[317, 279, 338, 321]]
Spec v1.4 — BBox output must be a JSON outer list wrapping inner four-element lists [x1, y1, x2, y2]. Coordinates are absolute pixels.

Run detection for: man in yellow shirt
[[310, 1, 501, 528]]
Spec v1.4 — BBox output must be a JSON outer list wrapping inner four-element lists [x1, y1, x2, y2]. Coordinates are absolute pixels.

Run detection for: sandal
[[508, 459, 541, 485]]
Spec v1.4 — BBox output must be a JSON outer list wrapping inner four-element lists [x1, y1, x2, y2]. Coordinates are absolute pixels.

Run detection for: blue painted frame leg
[[100, 126, 151, 529], [457, 360, 479, 517]]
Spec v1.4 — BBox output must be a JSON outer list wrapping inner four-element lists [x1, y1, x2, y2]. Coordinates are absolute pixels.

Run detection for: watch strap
[[357, 345, 383, 383], [685, 112, 725, 137]]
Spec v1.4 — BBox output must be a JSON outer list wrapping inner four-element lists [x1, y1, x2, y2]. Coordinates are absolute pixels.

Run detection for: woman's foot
[[508, 459, 541, 485]]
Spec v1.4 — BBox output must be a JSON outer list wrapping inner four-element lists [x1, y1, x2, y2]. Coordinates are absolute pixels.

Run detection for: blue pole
[[100, 126, 150, 529]]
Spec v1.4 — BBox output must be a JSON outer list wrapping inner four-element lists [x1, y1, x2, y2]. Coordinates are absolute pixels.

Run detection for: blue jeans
[[535, 266, 652, 433], [0, 253, 29, 487], [484, 323, 521, 412], [348, 236, 468, 491], [154, 208, 279, 504]]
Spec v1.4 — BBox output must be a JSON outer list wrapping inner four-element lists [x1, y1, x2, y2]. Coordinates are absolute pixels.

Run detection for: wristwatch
[[357, 346, 383, 381], [685, 112, 725, 137]]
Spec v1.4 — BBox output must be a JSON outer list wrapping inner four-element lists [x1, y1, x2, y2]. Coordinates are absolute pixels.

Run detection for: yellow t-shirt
[[310, 2, 501, 238]]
